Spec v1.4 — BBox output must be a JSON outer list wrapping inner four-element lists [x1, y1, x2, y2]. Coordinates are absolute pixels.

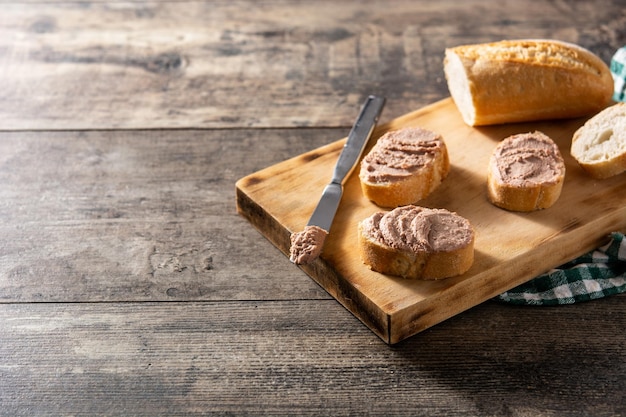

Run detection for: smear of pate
[[490, 131, 564, 187], [361, 205, 473, 253], [289, 225, 328, 265], [359, 127, 446, 183]]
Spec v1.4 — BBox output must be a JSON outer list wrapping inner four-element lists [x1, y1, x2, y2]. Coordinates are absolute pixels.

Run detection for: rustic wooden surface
[[0, 1, 625, 415]]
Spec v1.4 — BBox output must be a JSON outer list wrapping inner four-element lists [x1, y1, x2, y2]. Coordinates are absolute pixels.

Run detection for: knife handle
[[331, 95, 386, 185]]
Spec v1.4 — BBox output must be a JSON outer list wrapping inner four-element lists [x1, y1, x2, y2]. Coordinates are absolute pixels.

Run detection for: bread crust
[[358, 207, 474, 280], [360, 153, 449, 208], [359, 127, 450, 208], [571, 103, 626, 179], [444, 39, 614, 126], [577, 152, 626, 179], [487, 131, 565, 212], [487, 167, 564, 211]]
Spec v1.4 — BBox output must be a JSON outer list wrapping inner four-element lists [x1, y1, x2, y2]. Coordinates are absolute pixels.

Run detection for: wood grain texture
[[238, 98, 626, 343], [0, 0, 624, 129], [0, 128, 342, 302], [1, 299, 624, 417], [1, 0, 625, 415]]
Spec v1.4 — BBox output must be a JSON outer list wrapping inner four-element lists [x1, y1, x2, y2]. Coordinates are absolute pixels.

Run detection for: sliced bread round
[[570, 102, 626, 179], [487, 131, 565, 212], [358, 205, 474, 280], [359, 127, 449, 208]]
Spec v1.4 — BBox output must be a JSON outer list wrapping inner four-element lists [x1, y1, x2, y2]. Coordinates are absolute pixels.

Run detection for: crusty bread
[[570, 102, 626, 179], [487, 131, 565, 212], [359, 127, 449, 208], [358, 206, 474, 280], [444, 39, 614, 126]]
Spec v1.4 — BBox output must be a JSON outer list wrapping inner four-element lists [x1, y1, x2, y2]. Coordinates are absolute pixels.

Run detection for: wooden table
[[1, 1, 624, 415]]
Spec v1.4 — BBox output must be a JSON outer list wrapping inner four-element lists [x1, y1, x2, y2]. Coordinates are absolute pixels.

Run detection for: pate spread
[[289, 225, 328, 265], [490, 131, 564, 187], [359, 127, 447, 183], [361, 206, 473, 253]]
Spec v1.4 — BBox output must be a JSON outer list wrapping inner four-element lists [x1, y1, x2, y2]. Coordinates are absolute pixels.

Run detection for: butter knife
[[290, 95, 385, 265]]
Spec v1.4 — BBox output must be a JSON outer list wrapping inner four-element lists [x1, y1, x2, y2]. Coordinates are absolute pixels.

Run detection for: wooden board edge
[[389, 208, 626, 344], [235, 182, 393, 343], [233, 99, 455, 193], [235, 181, 291, 255], [235, 97, 626, 345]]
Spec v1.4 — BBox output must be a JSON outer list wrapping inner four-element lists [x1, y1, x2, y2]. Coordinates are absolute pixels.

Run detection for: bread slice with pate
[[358, 205, 475, 280], [359, 127, 450, 208], [487, 131, 565, 212]]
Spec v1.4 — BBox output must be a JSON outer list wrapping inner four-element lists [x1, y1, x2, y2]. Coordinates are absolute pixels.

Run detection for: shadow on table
[[389, 296, 624, 414]]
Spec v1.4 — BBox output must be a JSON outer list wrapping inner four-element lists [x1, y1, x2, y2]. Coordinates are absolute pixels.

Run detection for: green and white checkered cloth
[[495, 232, 626, 306]]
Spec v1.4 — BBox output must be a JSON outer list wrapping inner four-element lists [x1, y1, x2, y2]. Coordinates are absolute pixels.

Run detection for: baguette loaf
[[359, 127, 449, 208], [570, 102, 626, 179], [358, 205, 474, 280], [444, 39, 614, 126], [487, 131, 565, 212]]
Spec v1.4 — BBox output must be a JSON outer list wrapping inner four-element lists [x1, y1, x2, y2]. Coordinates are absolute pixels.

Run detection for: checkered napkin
[[495, 232, 626, 305]]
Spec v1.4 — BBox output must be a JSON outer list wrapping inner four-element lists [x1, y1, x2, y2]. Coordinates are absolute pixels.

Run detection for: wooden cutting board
[[236, 98, 626, 344]]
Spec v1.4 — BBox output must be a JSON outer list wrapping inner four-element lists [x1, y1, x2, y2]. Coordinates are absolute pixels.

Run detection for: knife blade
[[289, 95, 385, 265], [307, 95, 386, 231]]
